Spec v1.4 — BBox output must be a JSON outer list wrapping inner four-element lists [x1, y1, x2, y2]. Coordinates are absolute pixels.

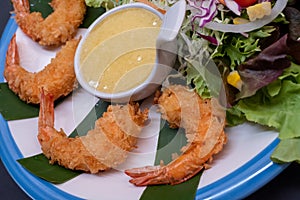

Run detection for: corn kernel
[[246, 2, 272, 22], [233, 17, 249, 25], [227, 70, 242, 90]]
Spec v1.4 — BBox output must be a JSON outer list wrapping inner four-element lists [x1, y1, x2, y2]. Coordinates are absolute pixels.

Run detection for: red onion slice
[[224, 0, 241, 16]]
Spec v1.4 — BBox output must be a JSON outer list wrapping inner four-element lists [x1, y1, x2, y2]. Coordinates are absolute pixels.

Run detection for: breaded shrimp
[[125, 85, 227, 185], [38, 89, 149, 173], [12, 0, 86, 46], [4, 34, 79, 104]]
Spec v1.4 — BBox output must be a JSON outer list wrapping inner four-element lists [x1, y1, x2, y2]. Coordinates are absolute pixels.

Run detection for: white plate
[[0, 18, 288, 200]]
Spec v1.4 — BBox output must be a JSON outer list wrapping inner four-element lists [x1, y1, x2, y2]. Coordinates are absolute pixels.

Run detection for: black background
[[1, 0, 300, 199]]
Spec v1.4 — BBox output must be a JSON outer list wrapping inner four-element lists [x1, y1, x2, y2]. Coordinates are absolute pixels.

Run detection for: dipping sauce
[[79, 7, 162, 93]]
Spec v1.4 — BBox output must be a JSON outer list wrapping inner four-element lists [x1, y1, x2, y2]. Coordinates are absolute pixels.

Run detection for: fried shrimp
[[11, 0, 86, 46], [38, 89, 149, 173], [125, 85, 227, 186], [4, 34, 79, 104]]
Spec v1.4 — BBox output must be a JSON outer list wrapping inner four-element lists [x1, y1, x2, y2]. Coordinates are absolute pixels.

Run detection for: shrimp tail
[[5, 34, 19, 68], [38, 88, 58, 148], [37, 88, 149, 173], [125, 85, 227, 186], [12, 0, 41, 42], [11, 0, 30, 16], [125, 166, 170, 186], [125, 151, 206, 186], [4, 34, 79, 104], [38, 88, 54, 130], [4, 34, 26, 95], [125, 166, 161, 178]]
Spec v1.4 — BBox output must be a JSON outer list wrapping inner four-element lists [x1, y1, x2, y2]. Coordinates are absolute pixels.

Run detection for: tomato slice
[[234, 0, 257, 7]]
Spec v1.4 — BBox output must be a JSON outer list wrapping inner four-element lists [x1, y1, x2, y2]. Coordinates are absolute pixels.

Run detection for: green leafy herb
[[212, 26, 275, 70]]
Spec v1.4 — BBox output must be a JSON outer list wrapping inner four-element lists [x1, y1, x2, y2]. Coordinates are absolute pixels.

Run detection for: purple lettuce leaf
[[237, 34, 291, 99], [284, 6, 300, 64], [236, 6, 300, 100]]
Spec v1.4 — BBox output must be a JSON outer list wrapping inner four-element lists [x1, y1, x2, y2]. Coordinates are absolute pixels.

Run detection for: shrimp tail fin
[[38, 88, 54, 130], [126, 164, 205, 186], [125, 166, 170, 186], [11, 0, 30, 14], [5, 34, 19, 67]]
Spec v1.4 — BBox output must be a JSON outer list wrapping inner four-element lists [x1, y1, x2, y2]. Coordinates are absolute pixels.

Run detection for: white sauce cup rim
[[74, 3, 164, 102]]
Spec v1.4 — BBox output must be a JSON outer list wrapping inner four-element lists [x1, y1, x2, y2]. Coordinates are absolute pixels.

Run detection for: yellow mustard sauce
[[79, 7, 162, 93]]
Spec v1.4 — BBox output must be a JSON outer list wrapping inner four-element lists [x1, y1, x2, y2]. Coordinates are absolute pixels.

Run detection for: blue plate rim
[[0, 17, 288, 200]]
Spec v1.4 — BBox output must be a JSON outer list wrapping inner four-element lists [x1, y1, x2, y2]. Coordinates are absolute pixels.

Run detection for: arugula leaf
[[212, 26, 275, 70]]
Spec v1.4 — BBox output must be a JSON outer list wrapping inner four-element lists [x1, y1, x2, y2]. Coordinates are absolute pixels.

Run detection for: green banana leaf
[[17, 154, 81, 184], [0, 83, 39, 120]]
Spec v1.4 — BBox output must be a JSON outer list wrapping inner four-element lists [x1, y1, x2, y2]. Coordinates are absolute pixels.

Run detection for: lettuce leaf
[[226, 106, 247, 127], [237, 34, 291, 99], [284, 6, 300, 64], [236, 6, 300, 100], [271, 138, 300, 164], [233, 62, 300, 163], [237, 80, 300, 139]]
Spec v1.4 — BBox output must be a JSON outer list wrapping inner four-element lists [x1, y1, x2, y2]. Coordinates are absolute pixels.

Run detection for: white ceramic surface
[[0, 14, 287, 200]]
